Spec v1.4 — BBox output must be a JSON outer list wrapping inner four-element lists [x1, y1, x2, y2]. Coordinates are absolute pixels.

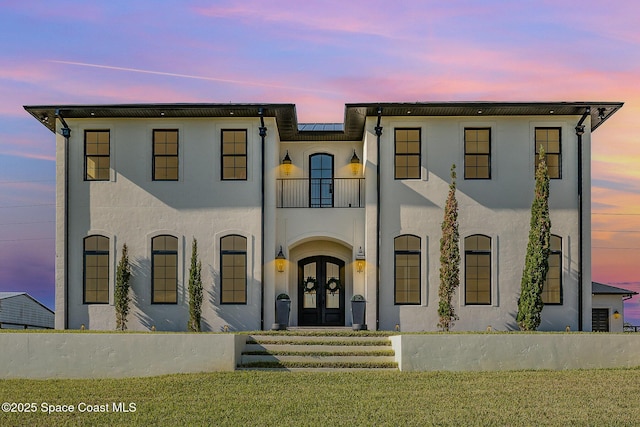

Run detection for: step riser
[[238, 334, 398, 371]]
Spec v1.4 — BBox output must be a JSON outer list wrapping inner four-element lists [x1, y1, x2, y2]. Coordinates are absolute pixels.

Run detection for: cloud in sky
[[1, 0, 640, 324]]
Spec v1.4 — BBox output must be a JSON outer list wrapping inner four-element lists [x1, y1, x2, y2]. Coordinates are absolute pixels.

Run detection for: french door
[[298, 256, 345, 326]]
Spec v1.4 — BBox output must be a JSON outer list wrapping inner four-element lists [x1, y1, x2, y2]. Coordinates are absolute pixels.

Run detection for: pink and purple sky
[[1, 0, 639, 324]]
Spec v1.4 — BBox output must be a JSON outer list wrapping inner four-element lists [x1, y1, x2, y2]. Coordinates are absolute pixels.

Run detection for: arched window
[[465, 235, 491, 305], [84, 235, 109, 304], [221, 235, 247, 304], [394, 235, 421, 305], [542, 235, 562, 304], [152, 235, 178, 304]]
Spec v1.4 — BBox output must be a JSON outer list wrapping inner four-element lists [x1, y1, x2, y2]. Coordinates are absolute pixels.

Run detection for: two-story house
[[25, 101, 623, 331]]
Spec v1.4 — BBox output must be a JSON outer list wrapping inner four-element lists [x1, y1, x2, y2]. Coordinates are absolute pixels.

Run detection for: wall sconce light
[[355, 246, 365, 273], [275, 246, 286, 272], [281, 150, 292, 176], [350, 150, 361, 176], [613, 310, 620, 319]]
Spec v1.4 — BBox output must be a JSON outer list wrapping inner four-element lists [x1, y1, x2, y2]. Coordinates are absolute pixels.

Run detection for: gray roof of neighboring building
[[592, 282, 638, 296], [24, 101, 623, 142], [0, 292, 54, 314]]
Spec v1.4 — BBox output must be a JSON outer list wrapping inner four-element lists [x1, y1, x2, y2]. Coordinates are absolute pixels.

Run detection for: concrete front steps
[[237, 332, 398, 371]]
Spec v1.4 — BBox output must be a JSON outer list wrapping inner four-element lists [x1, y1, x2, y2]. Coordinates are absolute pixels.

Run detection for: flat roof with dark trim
[[24, 101, 623, 141]]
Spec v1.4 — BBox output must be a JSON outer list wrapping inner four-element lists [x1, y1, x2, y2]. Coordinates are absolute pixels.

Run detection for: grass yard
[[1, 368, 640, 426]]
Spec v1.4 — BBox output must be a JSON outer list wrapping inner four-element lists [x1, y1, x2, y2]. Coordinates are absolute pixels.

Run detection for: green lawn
[[1, 368, 639, 426]]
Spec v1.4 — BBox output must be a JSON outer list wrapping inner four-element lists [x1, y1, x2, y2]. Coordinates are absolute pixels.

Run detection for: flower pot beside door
[[351, 294, 367, 330], [272, 293, 291, 331]]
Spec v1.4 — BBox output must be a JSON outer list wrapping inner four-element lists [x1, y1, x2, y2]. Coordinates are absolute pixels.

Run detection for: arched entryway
[[298, 255, 345, 326]]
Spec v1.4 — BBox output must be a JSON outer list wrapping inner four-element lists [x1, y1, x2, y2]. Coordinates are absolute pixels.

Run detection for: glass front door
[[298, 256, 345, 326], [310, 153, 333, 207]]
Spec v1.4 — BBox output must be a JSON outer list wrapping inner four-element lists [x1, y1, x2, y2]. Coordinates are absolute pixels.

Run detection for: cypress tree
[[188, 238, 203, 332], [438, 165, 460, 331], [517, 148, 551, 330], [115, 244, 131, 331]]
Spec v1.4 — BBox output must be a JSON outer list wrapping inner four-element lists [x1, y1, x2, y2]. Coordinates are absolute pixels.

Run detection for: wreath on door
[[326, 277, 342, 294], [302, 276, 318, 293]]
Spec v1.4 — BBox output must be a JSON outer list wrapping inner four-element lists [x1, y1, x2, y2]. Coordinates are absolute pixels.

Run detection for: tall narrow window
[[310, 153, 334, 207], [535, 127, 561, 179], [152, 235, 178, 304], [221, 130, 247, 180], [394, 235, 421, 304], [84, 235, 109, 304], [464, 128, 491, 179], [153, 130, 179, 181], [394, 128, 421, 179], [465, 235, 491, 305], [542, 235, 562, 304], [85, 130, 110, 181], [221, 235, 247, 304]]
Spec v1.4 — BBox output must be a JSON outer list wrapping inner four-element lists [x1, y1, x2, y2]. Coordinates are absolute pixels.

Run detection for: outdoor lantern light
[[281, 151, 292, 176], [350, 150, 361, 176], [613, 310, 621, 319], [355, 246, 365, 273], [275, 246, 286, 272]]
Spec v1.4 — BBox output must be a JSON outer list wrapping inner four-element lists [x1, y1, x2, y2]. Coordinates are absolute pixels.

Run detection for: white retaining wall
[[391, 334, 640, 371], [0, 333, 243, 379]]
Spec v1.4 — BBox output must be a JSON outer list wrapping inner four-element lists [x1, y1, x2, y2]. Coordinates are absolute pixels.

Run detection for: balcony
[[276, 178, 365, 208]]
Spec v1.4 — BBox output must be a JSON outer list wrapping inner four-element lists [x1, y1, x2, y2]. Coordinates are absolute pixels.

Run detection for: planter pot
[[272, 299, 291, 330], [351, 300, 367, 331]]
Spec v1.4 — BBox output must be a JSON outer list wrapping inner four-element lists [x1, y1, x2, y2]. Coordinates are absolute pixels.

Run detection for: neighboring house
[[592, 282, 638, 332], [24, 101, 623, 332], [0, 292, 54, 329]]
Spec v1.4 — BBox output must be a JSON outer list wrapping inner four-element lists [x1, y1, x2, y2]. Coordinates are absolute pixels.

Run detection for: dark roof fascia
[[592, 281, 639, 296], [345, 101, 624, 132], [25, 101, 623, 141]]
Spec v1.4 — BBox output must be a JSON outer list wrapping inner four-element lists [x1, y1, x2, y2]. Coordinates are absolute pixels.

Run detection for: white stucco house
[[592, 282, 638, 332], [24, 101, 623, 332]]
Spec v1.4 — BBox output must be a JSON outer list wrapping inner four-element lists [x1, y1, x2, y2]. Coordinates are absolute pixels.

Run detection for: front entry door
[[298, 256, 345, 326]]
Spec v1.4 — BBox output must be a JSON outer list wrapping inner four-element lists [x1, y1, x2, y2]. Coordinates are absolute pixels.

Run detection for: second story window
[[85, 130, 110, 181], [153, 130, 179, 181], [394, 128, 421, 179], [222, 130, 247, 180], [535, 127, 561, 179], [464, 128, 491, 179]]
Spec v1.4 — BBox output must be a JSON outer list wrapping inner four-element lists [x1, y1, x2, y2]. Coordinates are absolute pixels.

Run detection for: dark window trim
[[542, 235, 563, 305], [394, 234, 421, 305], [220, 234, 248, 305], [535, 127, 562, 179], [309, 152, 334, 208], [464, 234, 492, 305], [83, 235, 110, 304], [394, 128, 422, 180], [464, 127, 492, 180], [152, 129, 179, 181], [221, 129, 248, 181], [84, 129, 110, 181], [151, 235, 178, 304]]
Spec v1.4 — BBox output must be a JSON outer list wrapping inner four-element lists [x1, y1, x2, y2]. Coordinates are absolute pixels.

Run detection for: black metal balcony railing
[[277, 178, 365, 208]]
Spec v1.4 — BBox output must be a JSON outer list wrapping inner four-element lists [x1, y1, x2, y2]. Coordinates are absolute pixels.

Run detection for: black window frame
[[465, 234, 492, 305], [464, 127, 491, 179], [394, 234, 421, 305], [151, 235, 179, 304], [84, 130, 110, 181], [535, 127, 562, 179], [220, 234, 248, 304], [83, 235, 110, 304], [541, 235, 563, 305], [221, 129, 248, 181], [394, 128, 421, 180], [152, 129, 179, 181]]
